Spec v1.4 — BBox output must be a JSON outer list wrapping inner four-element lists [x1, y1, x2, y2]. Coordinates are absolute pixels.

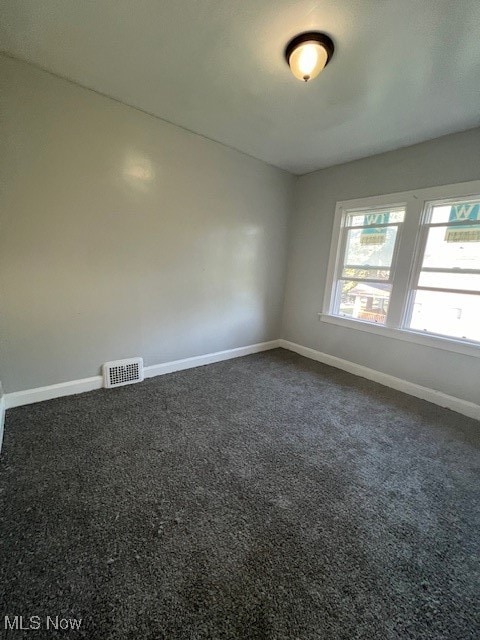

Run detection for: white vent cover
[[103, 357, 144, 388]]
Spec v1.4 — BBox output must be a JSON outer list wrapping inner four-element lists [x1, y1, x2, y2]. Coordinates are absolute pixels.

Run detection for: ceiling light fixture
[[285, 32, 334, 82]]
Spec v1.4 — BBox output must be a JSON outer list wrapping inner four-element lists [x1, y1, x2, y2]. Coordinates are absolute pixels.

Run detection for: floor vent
[[103, 358, 144, 388]]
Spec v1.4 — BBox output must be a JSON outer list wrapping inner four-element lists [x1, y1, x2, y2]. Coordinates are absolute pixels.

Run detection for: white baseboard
[[5, 376, 103, 409], [7, 338, 475, 421], [279, 339, 480, 421], [143, 340, 280, 378], [4, 340, 281, 410]]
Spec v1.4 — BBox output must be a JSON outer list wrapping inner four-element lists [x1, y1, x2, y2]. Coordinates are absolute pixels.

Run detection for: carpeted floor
[[0, 349, 479, 639]]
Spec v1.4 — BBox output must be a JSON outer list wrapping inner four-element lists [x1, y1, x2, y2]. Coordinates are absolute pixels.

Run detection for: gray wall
[[0, 55, 294, 393], [282, 128, 480, 404]]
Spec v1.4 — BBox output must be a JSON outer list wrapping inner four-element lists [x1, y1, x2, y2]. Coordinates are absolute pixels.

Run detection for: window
[[332, 207, 404, 325], [406, 199, 480, 343], [323, 181, 480, 355]]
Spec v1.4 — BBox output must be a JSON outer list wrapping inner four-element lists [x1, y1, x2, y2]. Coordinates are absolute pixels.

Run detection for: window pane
[[344, 226, 398, 268], [418, 271, 480, 292], [346, 209, 404, 227], [430, 199, 480, 224], [421, 226, 480, 270], [337, 280, 391, 325], [408, 290, 480, 342], [341, 267, 390, 280]]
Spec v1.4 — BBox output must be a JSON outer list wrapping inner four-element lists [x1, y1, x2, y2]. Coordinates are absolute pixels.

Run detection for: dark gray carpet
[[1, 349, 479, 639]]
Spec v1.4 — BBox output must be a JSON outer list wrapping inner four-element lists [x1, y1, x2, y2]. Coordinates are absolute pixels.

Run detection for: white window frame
[[329, 203, 406, 328], [322, 180, 480, 358]]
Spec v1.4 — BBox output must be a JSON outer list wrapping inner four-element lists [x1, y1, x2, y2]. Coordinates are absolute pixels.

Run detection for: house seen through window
[[337, 209, 403, 325]]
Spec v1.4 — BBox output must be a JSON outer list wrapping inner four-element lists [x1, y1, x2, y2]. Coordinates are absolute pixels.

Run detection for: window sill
[[319, 314, 480, 358]]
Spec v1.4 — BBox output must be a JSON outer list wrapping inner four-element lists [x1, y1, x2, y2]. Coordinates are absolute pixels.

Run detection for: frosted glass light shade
[[285, 32, 335, 82], [288, 42, 328, 81]]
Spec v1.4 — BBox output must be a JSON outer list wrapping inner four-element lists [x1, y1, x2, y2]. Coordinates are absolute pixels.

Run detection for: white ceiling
[[1, 0, 480, 174]]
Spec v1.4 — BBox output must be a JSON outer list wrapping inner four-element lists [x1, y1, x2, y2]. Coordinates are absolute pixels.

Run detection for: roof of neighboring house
[[349, 283, 390, 298]]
